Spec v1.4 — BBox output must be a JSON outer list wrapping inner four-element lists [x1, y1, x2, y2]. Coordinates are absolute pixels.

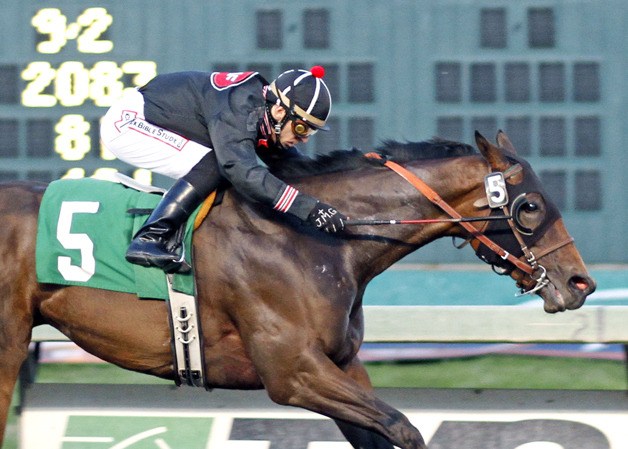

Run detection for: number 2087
[[21, 60, 157, 108]]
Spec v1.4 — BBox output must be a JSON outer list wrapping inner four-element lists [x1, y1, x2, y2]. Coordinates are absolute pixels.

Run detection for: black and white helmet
[[268, 66, 332, 130]]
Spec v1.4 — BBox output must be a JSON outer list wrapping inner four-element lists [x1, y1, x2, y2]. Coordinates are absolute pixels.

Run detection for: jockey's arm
[[207, 87, 346, 233], [209, 117, 317, 222]]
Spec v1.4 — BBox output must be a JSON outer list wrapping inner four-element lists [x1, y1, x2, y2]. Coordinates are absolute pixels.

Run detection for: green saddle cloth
[[36, 178, 197, 299]]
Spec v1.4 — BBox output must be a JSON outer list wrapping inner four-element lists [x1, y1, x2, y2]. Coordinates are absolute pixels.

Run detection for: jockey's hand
[[307, 202, 347, 233]]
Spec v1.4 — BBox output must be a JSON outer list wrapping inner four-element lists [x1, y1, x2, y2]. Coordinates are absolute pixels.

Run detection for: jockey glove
[[307, 202, 347, 233]]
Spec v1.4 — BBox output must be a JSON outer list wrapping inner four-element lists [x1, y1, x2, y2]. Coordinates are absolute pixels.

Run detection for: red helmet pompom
[[310, 65, 325, 78]]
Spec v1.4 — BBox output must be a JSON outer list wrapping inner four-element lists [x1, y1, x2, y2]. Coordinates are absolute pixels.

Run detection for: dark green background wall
[[1, 0, 625, 263]]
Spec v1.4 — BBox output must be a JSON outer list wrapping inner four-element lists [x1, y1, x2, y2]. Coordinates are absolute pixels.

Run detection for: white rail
[[362, 305, 628, 343], [31, 305, 628, 344]]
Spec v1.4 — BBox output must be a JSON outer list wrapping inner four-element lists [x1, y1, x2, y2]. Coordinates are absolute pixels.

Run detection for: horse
[[0, 131, 596, 449]]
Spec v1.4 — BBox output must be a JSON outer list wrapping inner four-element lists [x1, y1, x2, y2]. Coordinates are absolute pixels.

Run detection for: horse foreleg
[[259, 350, 426, 449], [334, 357, 395, 449], [335, 419, 396, 449]]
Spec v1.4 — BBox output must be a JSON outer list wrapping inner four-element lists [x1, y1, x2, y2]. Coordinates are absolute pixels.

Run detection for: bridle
[[361, 153, 574, 296]]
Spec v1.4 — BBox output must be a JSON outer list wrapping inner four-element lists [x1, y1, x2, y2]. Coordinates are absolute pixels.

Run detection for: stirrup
[[129, 254, 191, 274], [162, 253, 192, 274], [126, 245, 191, 274]]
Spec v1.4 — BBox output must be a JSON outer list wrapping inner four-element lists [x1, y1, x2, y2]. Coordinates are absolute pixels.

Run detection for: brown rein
[[362, 152, 555, 277]]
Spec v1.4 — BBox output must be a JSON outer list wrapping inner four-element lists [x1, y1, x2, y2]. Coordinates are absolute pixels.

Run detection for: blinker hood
[[474, 158, 561, 270]]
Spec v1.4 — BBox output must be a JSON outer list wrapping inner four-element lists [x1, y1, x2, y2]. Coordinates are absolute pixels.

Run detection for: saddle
[[35, 174, 217, 388]]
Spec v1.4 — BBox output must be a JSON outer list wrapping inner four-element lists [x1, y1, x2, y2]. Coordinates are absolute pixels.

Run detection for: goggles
[[291, 118, 317, 139]]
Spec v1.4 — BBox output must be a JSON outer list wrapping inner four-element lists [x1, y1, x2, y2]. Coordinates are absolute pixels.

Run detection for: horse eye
[[523, 202, 538, 212]]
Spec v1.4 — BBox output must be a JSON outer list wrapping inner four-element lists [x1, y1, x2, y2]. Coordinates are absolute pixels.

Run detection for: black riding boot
[[126, 178, 203, 273]]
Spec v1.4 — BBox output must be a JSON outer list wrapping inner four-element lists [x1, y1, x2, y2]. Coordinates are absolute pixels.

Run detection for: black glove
[[306, 202, 347, 233]]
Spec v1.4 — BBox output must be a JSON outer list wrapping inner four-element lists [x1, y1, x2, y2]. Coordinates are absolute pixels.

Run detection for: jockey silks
[[100, 71, 318, 222]]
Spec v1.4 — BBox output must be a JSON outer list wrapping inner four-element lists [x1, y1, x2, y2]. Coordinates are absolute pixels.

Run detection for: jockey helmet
[[267, 66, 332, 131]]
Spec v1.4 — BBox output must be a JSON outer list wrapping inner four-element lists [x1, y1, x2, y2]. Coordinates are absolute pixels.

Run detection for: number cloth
[[35, 178, 197, 299]]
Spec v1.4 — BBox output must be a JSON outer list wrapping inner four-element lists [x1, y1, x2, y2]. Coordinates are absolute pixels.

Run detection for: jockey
[[100, 66, 347, 274]]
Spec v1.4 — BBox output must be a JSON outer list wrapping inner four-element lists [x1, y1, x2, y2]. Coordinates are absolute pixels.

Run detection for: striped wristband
[[273, 185, 299, 213]]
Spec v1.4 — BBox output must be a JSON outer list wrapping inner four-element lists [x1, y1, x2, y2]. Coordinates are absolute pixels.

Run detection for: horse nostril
[[569, 275, 596, 295]]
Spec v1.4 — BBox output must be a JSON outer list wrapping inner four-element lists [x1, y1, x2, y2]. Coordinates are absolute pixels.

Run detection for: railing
[[20, 305, 628, 448], [31, 305, 628, 344]]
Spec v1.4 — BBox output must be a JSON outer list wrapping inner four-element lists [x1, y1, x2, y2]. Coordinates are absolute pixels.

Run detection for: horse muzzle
[[567, 274, 597, 307], [540, 273, 596, 313]]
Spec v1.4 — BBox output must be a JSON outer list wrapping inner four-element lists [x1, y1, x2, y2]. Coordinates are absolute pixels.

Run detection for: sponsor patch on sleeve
[[210, 71, 258, 91]]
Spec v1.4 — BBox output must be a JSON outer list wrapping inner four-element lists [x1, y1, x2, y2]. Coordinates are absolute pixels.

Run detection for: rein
[[352, 152, 573, 296], [345, 215, 512, 226], [361, 152, 536, 275]]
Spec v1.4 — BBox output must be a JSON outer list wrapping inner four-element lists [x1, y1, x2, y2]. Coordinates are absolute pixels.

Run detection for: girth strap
[[166, 275, 208, 389]]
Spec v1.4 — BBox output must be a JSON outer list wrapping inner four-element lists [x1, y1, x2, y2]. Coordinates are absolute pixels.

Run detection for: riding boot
[[126, 178, 204, 274]]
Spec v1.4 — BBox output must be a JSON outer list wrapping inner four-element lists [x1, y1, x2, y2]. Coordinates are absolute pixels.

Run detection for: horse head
[[472, 130, 596, 312]]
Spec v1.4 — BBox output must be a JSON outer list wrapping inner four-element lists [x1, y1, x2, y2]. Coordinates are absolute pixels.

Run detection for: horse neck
[[327, 154, 489, 282]]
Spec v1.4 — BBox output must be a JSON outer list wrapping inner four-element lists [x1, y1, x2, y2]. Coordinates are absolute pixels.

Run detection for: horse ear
[[474, 130, 510, 171], [496, 130, 517, 155]]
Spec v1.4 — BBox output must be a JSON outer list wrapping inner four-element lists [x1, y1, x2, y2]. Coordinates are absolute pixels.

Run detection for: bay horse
[[0, 131, 595, 449]]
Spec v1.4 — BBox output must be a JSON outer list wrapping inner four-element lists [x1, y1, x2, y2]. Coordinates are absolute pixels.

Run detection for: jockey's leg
[[126, 178, 203, 273], [101, 90, 221, 274], [126, 152, 220, 274]]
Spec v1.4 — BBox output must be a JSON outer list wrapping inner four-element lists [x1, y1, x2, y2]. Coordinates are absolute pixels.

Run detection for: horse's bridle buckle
[[516, 264, 549, 297]]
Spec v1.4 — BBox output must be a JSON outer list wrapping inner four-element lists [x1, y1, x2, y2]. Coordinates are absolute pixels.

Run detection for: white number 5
[[56, 201, 100, 282], [484, 173, 509, 208]]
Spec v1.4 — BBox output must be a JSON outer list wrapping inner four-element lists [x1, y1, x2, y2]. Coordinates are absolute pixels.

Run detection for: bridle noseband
[[364, 153, 574, 296]]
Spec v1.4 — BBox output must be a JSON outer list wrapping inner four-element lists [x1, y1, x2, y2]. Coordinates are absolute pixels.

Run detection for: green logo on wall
[[62, 416, 213, 448]]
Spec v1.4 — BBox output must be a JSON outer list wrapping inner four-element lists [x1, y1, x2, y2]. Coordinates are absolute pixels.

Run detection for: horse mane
[[268, 138, 477, 180]]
